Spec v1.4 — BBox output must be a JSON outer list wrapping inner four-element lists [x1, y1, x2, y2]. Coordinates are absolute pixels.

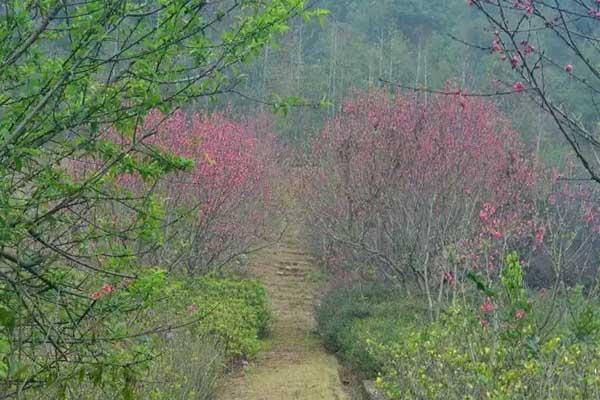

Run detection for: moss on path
[[217, 223, 349, 400]]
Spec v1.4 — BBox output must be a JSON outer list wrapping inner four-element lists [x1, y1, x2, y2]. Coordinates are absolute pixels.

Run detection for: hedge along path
[[218, 201, 349, 399]]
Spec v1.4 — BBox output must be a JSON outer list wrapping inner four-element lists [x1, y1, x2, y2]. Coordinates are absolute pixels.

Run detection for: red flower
[[90, 283, 115, 300], [535, 226, 545, 244], [91, 291, 103, 300], [515, 309, 528, 320], [513, 81, 525, 92], [443, 271, 456, 286], [480, 297, 495, 314]]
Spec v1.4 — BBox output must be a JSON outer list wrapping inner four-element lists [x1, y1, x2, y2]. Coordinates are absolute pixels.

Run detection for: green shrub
[[374, 304, 600, 400], [185, 278, 271, 358], [315, 283, 426, 377], [142, 333, 224, 400], [25, 276, 270, 400], [319, 255, 600, 399], [373, 254, 600, 399]]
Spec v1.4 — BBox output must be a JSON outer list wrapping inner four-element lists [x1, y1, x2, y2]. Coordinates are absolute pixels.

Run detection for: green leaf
[[8, 359, 28, 379], [0, 307, 15, 332], [0, 361, 7, 379], [0, 338, 9, 354]]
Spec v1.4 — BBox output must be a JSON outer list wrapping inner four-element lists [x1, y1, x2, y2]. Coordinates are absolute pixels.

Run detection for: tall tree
[[0, 1, 321, 397]]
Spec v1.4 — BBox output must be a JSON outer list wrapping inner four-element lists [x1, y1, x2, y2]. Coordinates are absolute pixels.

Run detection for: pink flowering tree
[[303, 89, 537, 315], [468, 0, 600, 183], [525, 162, 600, 293], [122, 109, 278, 274]]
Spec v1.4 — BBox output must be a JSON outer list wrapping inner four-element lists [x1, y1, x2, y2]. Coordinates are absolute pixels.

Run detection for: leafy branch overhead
[[0, 1, 322, 398]]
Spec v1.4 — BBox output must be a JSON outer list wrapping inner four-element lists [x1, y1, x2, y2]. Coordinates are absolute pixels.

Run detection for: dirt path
[[217, 220, 349, 400]]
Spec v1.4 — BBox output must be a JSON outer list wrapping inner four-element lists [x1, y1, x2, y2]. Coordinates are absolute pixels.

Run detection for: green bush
[[374, 302, 600, 400], [185, 278, 271, 359], [319, 255, 600, 399], [139, 277, 270, 399], [25, 276, 270, 400], [142, 333, 224, 400], [152, 276, 271, 360], [315, 283, 426, 377]]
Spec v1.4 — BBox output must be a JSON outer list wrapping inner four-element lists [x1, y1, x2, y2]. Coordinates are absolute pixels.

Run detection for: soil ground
[[217, 215, 354, 400]]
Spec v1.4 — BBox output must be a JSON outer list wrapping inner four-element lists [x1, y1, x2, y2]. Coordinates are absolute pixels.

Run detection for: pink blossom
[[122, 109, 277, 272], [91, 291, 103, 301], [513, 81, 525, 92], [513, 0, 534, 15], [443, 271, 456, 286], [584, 207, 595, 224], [491, 37, 502, 53], [515, 309, 528, 320], [520, 40, 535, 56], [480, 297, 495, 314], [535, 226, 545, 243], [510, 55, 520, 68], [589, 9, 600, 19], [91, 283, 115, 300], [565, 64, 574, 73], [305, 90, 537, 292], [479, 203, 497, 222]]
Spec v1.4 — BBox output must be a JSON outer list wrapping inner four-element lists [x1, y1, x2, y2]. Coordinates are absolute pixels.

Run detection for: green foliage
[[320, 254, 600, 399], [181, 278, 271, 358], [374, 304, 600, 400], [501, 252, 529, 313], [31, 276, 270, 399], [0, 1, 315, 397], [135, 277, 270, 400], [143, 333, 224, 400], [315, 284, 426, 377]]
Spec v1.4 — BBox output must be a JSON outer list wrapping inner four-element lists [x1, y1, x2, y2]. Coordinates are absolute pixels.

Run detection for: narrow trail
[[218, 215, 349, 400]]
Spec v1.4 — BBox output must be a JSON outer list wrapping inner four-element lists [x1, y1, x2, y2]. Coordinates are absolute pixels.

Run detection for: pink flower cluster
[[535, 226, 546, 244], [91, 283, 115, 300], [480, 297, 495, 314], [139, 109, 277, 271], [306, 89, 537, 285], [513, 81, 525, 92], [515, 309, 528, 320], [520, 40, 535, 56], [479, 203, 506, 240], [589, 9, 600, 19], [513, 0, 534, 15]]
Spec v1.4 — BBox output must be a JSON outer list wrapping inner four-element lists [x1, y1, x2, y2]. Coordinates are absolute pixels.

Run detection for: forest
[[2, 1, 600, 399]]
